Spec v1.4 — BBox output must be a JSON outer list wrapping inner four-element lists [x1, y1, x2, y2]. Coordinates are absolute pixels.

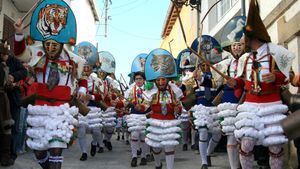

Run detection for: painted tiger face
[[151, 55, 175, 75], [37, 4, 68, 38]]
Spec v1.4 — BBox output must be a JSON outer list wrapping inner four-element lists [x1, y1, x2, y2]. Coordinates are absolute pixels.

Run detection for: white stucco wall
[[258, 0, 282, 20], [288, 37, 300, 73], [266, 23, 278, 43], [261, 0, 300, 45], [70, 0, 98, 46], [287, 36, 300, 93], [284, 0, 300, 21]]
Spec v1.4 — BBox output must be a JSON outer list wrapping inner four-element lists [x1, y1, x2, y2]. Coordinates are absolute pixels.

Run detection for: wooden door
[[2, 15, 15, 52]]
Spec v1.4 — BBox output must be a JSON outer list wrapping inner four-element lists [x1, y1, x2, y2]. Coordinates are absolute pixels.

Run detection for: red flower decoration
[[37, 51, 43, 56]]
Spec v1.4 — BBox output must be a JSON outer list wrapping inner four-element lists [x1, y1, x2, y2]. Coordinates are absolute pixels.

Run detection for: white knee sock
[[181, 122, 189, 144], [199, 128, 208, 165], [78, 138, 87, 153], [140, 133, 147, 158], [131, 131, 139, 158], [116, 127, 120, 136], [105, 127, 114, 141], [165, 146, 175, 169], [98, 132, 104, 147], [144, 143, 150, 155], [207, 131, 221, 155], [77, 126, 87, 153], [240, 138, 255, 169], [269, 145, 284, 169], [92, 128, 101, 146], [191, 129, 196, 145], [152, 148, 162, 167], [122, 127, 125, 137], [227, 135, 239, 169], [126, 130, 130, 141]]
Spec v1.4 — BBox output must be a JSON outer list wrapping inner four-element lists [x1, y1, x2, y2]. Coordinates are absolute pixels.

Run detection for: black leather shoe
[[126, 140, 130, 145], [1, 158, 14, 166], [117, 136, 120, 140], [106, 142, 112, 151], [201, 164, 208, 169], [98, 147, 104, 153], [191, 144, 196, 150], [183, 144, 188, 151], [140, 157, 147, 166], [90, 143, 97, 156], [122, 135, 125, 140], [155, 163, 162, 169], [146, 154, 154, 162], [39, 160, 49, 169], [131, 157, 137, 167], [207, 156, 211, 166], [80, 153, 87, 161]]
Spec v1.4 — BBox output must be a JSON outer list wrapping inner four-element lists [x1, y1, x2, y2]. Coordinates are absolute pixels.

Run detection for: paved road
[[1, 135, 241, 169]]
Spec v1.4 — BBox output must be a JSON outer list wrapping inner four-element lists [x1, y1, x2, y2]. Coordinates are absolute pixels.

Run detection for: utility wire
[[111, 0, 141, 9], [103, 24, 161, 41], [96, 0, 108, 35], [109, 0, 149, 16]]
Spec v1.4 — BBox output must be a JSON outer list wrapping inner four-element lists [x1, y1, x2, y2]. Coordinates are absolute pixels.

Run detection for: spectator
[[0, 42, 15, 166], [17, 65, 35, 154], [291, 72, 300, 169], [1, 41, 27, 163]]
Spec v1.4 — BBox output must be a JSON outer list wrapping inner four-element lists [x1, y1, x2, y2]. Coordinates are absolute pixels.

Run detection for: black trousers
[[0, 134, 11, 162], [10, 106, 20, 160], [294, 138, 300, 168]]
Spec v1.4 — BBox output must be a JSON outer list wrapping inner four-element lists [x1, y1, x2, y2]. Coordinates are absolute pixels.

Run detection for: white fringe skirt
[[234, 101, 288, 146], [217, 102, 238, 135], [145, 118, 181, 148], [78, 107, 103, 130], [191, 104, 220, 132], [126, 114, 147, 132], [26, 103, 78, 150]]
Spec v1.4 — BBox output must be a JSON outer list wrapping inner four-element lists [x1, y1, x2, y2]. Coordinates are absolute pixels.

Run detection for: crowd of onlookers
[[0, 41, 31, 166]]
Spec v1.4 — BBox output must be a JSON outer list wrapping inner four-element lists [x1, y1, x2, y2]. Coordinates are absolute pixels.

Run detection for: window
[[217, 0, 239, 21]]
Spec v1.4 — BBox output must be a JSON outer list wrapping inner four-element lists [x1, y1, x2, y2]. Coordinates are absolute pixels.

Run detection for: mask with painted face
[[82, 63, 92, 77], [43, 39, 63, 60], [97, 70, 107, 80], [155, 77, 168, 91], [231, 42, 245, 59]]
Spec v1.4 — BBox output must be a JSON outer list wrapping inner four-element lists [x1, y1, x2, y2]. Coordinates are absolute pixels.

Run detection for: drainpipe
[[241, 0, 246, 16], [197, 2, 201, 37], [196, 1, 202, 58]]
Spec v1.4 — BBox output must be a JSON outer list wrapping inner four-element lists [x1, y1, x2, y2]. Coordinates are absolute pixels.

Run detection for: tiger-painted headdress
[[30, 0, 77, 45]]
